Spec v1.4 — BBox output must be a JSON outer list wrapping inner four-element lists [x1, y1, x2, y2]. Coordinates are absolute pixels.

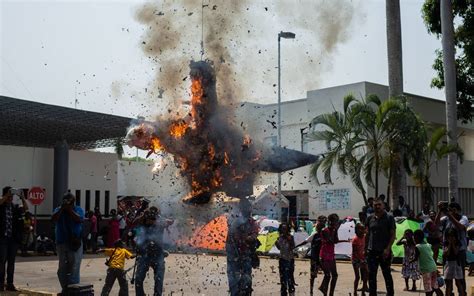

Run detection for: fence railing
[[406, 186, 474, 218]]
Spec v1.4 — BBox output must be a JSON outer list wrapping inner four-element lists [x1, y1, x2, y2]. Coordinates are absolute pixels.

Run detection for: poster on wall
[[317, 188, 351, 211]]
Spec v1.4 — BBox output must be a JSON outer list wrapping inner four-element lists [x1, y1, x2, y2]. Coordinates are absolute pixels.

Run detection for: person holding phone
[[0, 186, 28, 291], [52, 193, 84, 294]]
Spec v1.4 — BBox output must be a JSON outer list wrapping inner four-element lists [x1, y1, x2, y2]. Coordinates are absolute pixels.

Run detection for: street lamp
[[277, 31, 295, 222]]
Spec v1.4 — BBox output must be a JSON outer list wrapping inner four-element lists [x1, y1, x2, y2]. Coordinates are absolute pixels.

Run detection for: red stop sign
[[28, 187, 45, 206]]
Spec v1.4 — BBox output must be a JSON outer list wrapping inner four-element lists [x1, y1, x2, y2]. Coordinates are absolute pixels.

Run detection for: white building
[[238, 82, 474, 219]]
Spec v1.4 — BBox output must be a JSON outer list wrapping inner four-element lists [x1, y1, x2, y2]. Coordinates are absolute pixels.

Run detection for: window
[[85, 190, 91, 211], [104, 191, 110, 217], [95, 190, 101, 211], [75, 190, 81, 206]]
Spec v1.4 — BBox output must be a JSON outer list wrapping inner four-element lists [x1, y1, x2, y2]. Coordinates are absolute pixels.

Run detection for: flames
[[170, 121, 188, 138], [126, 61, 262, 203], [150, 137, 163, 152]]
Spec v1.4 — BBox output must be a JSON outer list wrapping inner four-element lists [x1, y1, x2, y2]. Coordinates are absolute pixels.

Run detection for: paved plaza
[[9, 253, 472, 295]]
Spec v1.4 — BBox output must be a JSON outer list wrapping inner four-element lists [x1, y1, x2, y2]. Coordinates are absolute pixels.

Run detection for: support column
[[53, 140, 69, 209]]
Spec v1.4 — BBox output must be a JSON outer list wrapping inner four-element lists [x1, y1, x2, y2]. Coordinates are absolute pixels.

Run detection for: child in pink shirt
[[319, 213, 343, 296]]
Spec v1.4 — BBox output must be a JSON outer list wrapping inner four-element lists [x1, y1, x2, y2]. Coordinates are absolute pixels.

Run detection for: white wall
[[0, 145, 118, 217], [117, 158, 187, 199]]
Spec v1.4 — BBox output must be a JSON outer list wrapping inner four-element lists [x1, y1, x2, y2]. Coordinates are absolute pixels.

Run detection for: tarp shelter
[[335, 218, 356, 259], [190, 214, 227, 251], [252, 185, 289, 220], [257, 231, 279, 253], [257, 218, 280, 232], [391, 218, 423, 258]]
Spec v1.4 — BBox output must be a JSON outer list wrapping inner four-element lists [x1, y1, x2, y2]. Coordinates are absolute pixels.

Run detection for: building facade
[[238, 82, 474, 219]]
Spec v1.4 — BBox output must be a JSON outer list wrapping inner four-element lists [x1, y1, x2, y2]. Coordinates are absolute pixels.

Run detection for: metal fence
[[406, 186, 474, 218]]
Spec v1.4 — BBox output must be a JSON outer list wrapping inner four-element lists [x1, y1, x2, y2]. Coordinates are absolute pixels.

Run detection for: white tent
[[252, 185, 289, 220], [335, 218, 356, 259], [268, 231, 309, 255]]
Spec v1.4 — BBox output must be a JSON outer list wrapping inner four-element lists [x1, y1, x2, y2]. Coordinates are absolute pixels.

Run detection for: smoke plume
[[135, 0, 362, 108]]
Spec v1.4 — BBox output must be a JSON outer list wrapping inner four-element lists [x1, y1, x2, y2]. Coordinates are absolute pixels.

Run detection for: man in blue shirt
[[52, 193, 84, 293], [134, 206, 173, 296]]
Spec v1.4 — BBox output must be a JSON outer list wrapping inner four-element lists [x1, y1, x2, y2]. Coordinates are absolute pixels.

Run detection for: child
[[352, 223, 368, 296], [396, 229, 421, 291], [99, 239, 135, 296], [275, 223, 296, 296], [443, 228, 464, 296], [412, 230, 443, 296], [295, 215, 326, 296], [319, 213, 342, 296]]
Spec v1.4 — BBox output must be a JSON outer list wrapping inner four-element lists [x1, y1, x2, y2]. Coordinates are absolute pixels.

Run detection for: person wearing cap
[[226, 198, 259, 296], [0, 186, 28, 292], [435, 201, 469, 295], [99, 239, 135, 296], [52, 192, 84, 294], [133, 207, 173, 296]]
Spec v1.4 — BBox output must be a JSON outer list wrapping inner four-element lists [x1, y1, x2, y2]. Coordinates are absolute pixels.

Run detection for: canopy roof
[[0, 96, 131, 150]]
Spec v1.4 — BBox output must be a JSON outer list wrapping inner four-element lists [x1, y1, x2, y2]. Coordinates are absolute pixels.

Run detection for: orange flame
[[224, 152, 230, 165], [208, 144, 215, 160], [170, 121, 188, 138], [211, 171, 223, 187], [190, 78, 203, 124], [243, 135, 252, 146], [150, 137, 163, 153]]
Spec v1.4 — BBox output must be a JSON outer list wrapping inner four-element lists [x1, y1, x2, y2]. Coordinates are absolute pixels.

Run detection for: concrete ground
[[9, 254, 474, 295]]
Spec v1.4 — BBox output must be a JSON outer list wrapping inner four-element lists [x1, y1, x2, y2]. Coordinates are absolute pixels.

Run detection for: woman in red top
[[319, 213, 343, 296], [352, 223, 368, 296]]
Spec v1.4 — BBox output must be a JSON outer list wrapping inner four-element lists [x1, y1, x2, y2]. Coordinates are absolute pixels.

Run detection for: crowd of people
[[0, 185, 473, 296], [358, 196, 470, 296]]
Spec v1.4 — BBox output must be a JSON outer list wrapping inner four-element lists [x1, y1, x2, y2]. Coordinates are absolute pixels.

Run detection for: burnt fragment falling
[[127, 60, 318, 204]]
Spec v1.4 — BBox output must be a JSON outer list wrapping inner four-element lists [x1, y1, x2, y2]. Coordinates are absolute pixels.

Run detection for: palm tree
[[412, 126, 463, 204], [307, 95, 426, 206], [386, 0, 407, 208], [307, 101, 369, 204], [440, 0, 459, 200], [386, 0, 404, 98], [342, 94, 389, 197]]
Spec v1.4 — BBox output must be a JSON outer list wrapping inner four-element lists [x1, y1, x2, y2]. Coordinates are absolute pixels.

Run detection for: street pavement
[[11, 253, 472, 295]]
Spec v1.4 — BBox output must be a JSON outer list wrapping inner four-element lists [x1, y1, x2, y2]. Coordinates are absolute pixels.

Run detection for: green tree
[[114, 138, 124, 160], [412, 126, 464, 204], [308, 95, 426, 206], [307, 99, 368, 204], [422, 0, 474, 123]]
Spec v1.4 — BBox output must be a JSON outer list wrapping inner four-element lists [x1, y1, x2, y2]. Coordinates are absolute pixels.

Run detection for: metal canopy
[[0, 96, 132, 150]]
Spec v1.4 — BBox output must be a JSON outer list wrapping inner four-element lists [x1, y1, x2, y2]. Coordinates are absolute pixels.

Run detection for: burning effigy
[[126, 60, 318, 204]]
